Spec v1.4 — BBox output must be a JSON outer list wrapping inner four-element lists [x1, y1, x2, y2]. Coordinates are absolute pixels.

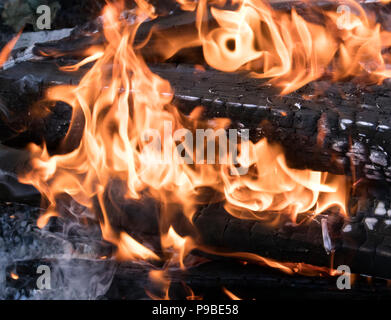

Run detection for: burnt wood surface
[[108, 259, 391, 300]]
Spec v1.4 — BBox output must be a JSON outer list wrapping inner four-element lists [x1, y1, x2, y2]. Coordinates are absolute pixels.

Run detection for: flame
[[185, 284, 203, 300], [17, 0, 351, 298], [222, 287, 242, 300], [162, 227, 195, 270], [177, 0, 198, 11], [59, 51, 104, 72], [0, 31, 22, 68], [148, 270, 171, 300], [149, 0, 391, 94]]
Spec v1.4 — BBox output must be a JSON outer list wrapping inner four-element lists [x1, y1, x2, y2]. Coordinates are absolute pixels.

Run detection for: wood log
[[151, 64, 391, 183]]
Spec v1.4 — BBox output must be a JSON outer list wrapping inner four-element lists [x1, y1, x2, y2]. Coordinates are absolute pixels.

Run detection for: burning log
[[3, 59, 391, 278], [1, 60, 391, 182], [29, 1, 391, 64], [110, 259, 391, 300], [192, 184, 391, 280], [0, 143, 390, 280]]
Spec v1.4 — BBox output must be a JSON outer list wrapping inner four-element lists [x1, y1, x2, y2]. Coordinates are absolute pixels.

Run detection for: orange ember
[[10, 272, 19, 280]]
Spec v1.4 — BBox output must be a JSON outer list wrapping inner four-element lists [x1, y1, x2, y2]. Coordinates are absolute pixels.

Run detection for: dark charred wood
[[0, 145, 40, 205], [0, 61, 81, 150], [3, 1, 391, 301], [51, 0, 106, 30], [5, 257, 391, 300], [0, 144, 385, 282]]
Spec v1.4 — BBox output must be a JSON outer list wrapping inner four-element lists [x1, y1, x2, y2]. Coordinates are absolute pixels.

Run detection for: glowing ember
[[10, 272, 19, 280]]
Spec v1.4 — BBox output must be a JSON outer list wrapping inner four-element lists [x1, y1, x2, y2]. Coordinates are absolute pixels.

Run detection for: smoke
[[0, 201, 118, 300]]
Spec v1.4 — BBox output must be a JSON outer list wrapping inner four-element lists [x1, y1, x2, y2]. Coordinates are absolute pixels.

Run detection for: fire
[[59, 50, 104, 72], [148, 270, 171, 300], [162, 227, 195, 270], [222, 287, 242, 300], [15, 0, 354, 298], [160, 0, 391, 94], [185, 285, 203, 300], [0, 31, 22, 68]]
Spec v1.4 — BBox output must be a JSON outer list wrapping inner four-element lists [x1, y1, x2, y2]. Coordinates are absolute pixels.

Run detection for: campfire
[[1, 0, 391, 301]]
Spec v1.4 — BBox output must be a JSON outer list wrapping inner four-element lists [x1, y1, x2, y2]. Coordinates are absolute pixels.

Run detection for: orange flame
[[185, 284, 203, 300], [150, 0, 391, 94], [17, 0, 350, 297], [222, 287, 242, 300], [148, 270, 171, 300], [59, 51, 104, 72], [0, 31, 22, 68]]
